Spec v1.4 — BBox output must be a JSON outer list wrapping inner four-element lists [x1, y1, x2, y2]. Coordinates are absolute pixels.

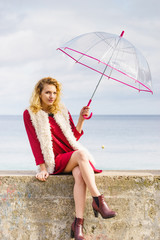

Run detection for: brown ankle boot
[[92, 194, 116, 219], [71, 217, 86, 240]]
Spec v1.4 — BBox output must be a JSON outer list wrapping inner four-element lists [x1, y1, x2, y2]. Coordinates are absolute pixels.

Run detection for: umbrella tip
[[120, 31, 125, 37]]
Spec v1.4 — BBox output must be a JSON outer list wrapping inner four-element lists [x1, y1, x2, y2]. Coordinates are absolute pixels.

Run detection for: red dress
[[23, 109, 102, 174]]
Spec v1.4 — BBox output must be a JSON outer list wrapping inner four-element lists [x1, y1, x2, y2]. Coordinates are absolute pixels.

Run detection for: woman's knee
[[76, 150, 88, 163]]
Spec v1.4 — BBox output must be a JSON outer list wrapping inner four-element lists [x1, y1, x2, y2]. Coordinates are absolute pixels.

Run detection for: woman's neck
[[42, 107, 50, 113], [41, 103, 50, 113]]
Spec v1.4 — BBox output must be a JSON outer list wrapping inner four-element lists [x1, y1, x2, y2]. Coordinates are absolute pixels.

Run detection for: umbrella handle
[[83, 112, 93, 120], [83, 99, 93, 120]]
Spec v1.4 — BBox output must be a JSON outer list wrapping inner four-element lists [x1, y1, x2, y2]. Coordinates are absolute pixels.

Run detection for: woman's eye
[[45, 91, 56, 94]]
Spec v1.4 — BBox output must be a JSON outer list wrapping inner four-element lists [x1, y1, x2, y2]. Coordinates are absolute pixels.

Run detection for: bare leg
[[68, 151, 116, 228], [72, 166, 86, 218], [63, 150, 100, 196]]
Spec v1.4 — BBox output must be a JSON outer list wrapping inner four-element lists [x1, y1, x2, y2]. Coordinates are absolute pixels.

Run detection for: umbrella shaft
[[90, 64, 108, 100], [90, 35, 123, 101]]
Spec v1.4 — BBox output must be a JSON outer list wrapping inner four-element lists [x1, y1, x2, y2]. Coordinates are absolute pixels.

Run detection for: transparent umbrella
[[57, 31, 152, 119]]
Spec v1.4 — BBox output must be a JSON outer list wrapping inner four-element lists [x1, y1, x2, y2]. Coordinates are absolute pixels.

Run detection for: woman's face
[[40, 84, 57, 110]]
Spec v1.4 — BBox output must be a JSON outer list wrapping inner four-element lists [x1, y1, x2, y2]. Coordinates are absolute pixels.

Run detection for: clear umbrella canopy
[[57, 31, 152, 94]]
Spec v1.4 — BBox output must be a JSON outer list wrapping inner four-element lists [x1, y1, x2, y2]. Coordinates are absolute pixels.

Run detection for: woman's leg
[[63, 150, 100, 197], [67, 150, 116, 227], [72, 166, 86, 218]]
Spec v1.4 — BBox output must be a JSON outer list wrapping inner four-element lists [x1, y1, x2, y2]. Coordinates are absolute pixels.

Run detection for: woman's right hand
[[36, 170, 49, 181]]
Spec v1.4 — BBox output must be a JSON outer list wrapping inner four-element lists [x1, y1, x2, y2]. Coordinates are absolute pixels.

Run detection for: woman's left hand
[[36, 170, 49, 182], [80, 106, 90, 119]]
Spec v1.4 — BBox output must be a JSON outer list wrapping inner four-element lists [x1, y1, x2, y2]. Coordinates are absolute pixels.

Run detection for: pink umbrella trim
[[57, 47, 153, 94]]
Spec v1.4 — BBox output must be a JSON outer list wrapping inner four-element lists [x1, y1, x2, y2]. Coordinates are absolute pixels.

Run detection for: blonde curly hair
[[29, 77, 62, 114]]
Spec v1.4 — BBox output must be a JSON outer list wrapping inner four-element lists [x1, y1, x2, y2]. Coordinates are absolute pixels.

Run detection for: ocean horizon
[[0, 114, 160, 171]]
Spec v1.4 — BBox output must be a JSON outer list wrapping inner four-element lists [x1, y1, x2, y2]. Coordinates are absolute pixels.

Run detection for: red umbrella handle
[[83, 99, 93, 120]]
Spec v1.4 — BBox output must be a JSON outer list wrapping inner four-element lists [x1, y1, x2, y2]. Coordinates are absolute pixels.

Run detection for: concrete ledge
[[0, 171, 160, 240]]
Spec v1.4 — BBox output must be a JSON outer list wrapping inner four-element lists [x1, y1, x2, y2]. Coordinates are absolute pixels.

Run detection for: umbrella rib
[[76, 38, 103, 63], [76, 33, 116, 63], [95, 32, 118, 49], [95, 32, 116, 51], [108, 41, 121, 79], [95, 33, 118, 61], [90, 35, 125, 100]]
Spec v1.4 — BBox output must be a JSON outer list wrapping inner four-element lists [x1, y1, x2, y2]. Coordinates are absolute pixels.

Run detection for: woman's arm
[[76, 106, 90, 133], [69, 112, 84, 140], [23, 110, 45, 165], [23, 110, 49, 181]]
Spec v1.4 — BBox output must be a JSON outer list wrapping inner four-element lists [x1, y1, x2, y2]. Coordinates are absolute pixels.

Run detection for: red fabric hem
[[50, 151, 102, 175]]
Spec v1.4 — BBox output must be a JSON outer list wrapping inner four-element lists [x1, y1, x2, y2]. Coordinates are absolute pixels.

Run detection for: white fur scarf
[[28, 104, 95, 173]]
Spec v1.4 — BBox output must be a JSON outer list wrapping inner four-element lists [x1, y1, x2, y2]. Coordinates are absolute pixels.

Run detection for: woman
[[23, 77, 116, 240]]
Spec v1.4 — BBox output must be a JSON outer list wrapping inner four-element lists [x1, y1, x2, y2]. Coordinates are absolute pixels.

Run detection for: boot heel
[[70, 229, 74, 238], [93, 208, 99, 218]]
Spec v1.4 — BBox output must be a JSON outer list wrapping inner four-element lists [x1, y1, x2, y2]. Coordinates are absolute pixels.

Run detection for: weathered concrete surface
[[0, 170, 160, 240]]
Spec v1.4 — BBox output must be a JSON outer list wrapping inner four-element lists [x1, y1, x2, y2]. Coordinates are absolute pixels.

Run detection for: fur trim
[[28, 103, 95, 173], [54, 104, 95, 165], [28, 108, 55, 173]]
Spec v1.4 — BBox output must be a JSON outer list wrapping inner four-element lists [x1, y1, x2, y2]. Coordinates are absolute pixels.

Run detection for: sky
[[0, 0, 160, 115]]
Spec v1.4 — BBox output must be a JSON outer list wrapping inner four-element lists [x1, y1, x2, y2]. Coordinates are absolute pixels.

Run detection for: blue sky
[[0, 0, 159, 115]]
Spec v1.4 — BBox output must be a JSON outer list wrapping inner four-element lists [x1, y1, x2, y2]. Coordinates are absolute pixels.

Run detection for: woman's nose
[[50, 93, 54, 98]]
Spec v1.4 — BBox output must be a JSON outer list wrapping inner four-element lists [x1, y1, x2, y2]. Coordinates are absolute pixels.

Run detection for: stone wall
[[0, 170, 160, 240]]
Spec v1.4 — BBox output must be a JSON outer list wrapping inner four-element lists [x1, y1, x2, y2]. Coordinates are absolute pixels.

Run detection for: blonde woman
[[23, 77, 116, 240]]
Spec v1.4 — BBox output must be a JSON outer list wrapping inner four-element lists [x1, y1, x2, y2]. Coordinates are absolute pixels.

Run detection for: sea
[[0, 115, 160, 171]]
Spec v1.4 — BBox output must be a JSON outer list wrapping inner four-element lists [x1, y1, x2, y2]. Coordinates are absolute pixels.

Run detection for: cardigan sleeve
[[68, 111, 84, 141], [23, 109, 45, 166]]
